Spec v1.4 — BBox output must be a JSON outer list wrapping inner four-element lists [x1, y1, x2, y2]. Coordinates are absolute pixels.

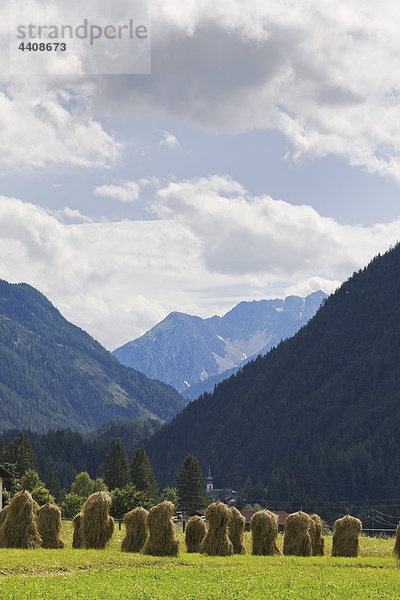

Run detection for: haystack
[[283, 510, 312, 556], [200, 501, 233, 556], [229, 507, 245, 554], [0, 490, 42, 548], [331, 514, 362, 557], [393, 521, 400, 559], [72, 512, 83, 549], [121, 506, 149, 553], [0, 505, 9, 528], [310, 513, 324, 556], [81, 491, 114, 550], [37, 502, 64, 549], [250, 509, 282, 556], [143, 500, 179, 557], [185, 515, 206, 553]]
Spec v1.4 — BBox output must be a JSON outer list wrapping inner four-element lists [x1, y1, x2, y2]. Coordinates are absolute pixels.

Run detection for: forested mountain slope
[[146, 245, 400, 506], [0, 280, 185, 432]]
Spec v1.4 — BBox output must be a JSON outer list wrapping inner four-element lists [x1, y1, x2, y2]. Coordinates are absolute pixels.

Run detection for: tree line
[[0, 431, 212, 518]]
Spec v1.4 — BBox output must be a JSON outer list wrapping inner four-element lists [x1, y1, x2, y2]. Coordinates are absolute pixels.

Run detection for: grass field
[[0, 523, 398, 599]]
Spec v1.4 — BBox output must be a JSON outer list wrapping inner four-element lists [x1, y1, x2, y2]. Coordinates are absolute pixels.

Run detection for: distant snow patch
[[183, 380, 191, 387]]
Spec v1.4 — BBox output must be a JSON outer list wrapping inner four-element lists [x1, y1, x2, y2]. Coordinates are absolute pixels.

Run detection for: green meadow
[[0, 524, 398, 599]]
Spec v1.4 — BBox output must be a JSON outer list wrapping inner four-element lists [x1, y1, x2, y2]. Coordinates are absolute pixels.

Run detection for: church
[[206, 468, 238, 506]]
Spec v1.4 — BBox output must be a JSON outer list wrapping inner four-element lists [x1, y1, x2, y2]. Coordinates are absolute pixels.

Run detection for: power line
[[372, 507, 400, 520]]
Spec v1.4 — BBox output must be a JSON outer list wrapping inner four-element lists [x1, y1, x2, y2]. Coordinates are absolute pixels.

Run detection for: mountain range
[[113, 291, 327, 398], [145, 244, 400, 508], [0, 280, 185, 433]]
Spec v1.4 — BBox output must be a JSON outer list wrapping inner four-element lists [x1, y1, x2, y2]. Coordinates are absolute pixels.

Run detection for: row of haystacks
[[282, 511, 361, 558], [122, 500, 243, 557], [0, 490, 63, 549], [282, 511, 364, 558], [2, 493, 399, 560], [0, 489, 114, 551], [183, 506, 362, 558]]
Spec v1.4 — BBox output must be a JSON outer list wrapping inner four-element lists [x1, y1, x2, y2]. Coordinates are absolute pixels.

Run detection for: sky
[[1, 0, 400, 349]]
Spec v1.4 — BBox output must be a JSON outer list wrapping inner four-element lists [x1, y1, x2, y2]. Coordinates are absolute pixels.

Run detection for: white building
[[206, 468, 238, 505]]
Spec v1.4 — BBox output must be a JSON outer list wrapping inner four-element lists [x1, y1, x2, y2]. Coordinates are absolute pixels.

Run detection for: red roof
[[273, 511, 290, 523]]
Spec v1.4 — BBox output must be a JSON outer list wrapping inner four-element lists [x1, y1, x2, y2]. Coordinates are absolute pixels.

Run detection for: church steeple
[[206, 467, 213, 492]]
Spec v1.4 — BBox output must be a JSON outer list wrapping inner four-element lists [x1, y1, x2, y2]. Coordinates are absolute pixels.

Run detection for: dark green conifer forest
[[143, 244, 400, 520]]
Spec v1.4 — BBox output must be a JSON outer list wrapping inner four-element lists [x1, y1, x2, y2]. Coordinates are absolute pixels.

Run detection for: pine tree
[[103, 438, 131, 490], [175, 455, 209, 513], [45, 457, 61, 502], [8, 432, 36, 478], [131, 444, 158, 502]]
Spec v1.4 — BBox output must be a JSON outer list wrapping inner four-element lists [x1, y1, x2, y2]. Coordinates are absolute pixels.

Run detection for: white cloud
[[158, 130, 179, 149], [50, 207, 93, 224], [0, 81, 121, 170], [91, 0, 400, 182], [155, 175, 400, 282], [0, 178, 399, 349], [93, 181, 141, 202], [284, 277, 341, 298], [3, 1, 400, 179]]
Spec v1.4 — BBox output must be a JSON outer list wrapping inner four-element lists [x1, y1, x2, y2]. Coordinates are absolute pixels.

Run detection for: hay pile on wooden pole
[[250, 509, 282, 556], [143, 500, 179, 557], [309, 513, 324, 556], [121, 507, 149, 553], [283, 510, 312, 556], [37, 502, 64, 549], [81, 491, 114, 550], [393, 522, 400, 559], [185, 515, 206, 553], [72, 512, 83, 549], [229, 507, 245, 554], [0, 490, 42, 548], [331, 514, 362, 557], [200, 501, 233, 556]]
